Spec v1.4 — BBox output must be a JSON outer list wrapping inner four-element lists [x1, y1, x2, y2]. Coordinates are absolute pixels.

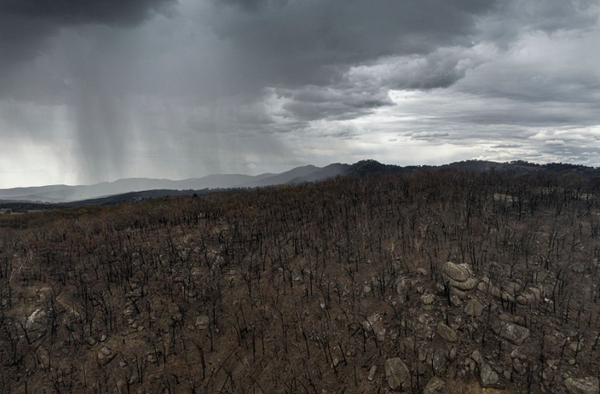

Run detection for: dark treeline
[[1, 169, 599, 393]]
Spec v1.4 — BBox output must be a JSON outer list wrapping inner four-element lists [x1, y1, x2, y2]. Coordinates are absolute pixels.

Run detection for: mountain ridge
[[2, 159, 600, 204]]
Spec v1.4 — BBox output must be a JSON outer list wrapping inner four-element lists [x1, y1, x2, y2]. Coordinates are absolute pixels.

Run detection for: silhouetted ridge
[[346, 160, 399, 176]]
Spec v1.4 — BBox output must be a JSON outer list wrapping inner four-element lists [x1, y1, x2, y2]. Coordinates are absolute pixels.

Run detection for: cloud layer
[[1, 0, 599, 187]]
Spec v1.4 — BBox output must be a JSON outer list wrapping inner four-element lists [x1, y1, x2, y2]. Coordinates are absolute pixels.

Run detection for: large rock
[[517, 291, 537, 305], [442, 262, 471, 282], [430, 348, 448, 374], [385, 358, 410, 391], [424, 376, 445, 394], [512, 358, 527, 376], [465, 299, 484, 317], [421, 294, 435, 311], [564, 377, 600, 394], [446, 277, 479, 291], [478, 281, 501, 297], [421, 293, 435, 305], [480, 363, 499, 388], [470, 349, 484, 366], [478, 281, 515, 302], [195, 315, 210, 330], [436, 322, 458, 343], [97, 346, 115, 366], [26, 308, 47, 331], [363, 313, 386, 342], [449, 286, 469, 300], [395, 276, 410, 297], [493, 321, 530, 345], [25, 308, 49, 339]]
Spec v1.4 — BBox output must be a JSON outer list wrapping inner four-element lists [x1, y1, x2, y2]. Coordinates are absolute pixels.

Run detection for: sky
[[1, 0, 599, 188]]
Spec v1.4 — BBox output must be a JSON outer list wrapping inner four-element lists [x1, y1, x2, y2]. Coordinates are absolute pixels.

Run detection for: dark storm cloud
[[276, 85, 393, 122], [202, 0, 599, 126], [0, 0, 174, 25], [0, 0, 175, 81], [220, 0, 270, 12], [483, 0, 598, 41], [207, 0, 497, 88], [0, 0, 177, 183]]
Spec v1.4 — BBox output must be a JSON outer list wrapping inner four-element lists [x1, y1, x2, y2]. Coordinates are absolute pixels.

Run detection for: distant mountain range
[[1, 159, 599, 206]]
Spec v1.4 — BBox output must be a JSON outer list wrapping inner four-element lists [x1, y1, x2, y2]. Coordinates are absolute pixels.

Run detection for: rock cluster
[[441, 262, 479, 299], [465, 350, 500, 388]]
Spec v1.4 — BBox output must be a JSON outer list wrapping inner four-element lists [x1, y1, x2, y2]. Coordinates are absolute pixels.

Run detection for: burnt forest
[[2, 168, 600, 393]]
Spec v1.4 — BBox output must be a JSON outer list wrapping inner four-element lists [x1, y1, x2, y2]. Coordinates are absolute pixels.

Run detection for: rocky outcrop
[[441, 262, 478, 300], [385, 358, 410, 391]]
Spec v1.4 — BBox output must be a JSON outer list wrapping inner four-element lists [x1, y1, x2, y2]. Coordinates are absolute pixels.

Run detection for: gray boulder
[[471, 349, 484, 366], [447, 277, 479, 291], [195, 315, 210, 330], [450, 286, 469, 300], [363, 313, 386, 342], [421, 293, 435, 311], [421, 293, 435, 305], [436, 322, 458, 343], [395, 276, 410, 297], [513, 358, 527, 376], [26, 308, 48, 331], [493, 321, 530, 345], [465, 299, 484, 317], [442, 262, 471, 282], [480, 363, 499, 388], [97, 346, 115, 366], [385, 358, 410, 391], [564, 377, 600, 394], [424, 376, 445, 394]]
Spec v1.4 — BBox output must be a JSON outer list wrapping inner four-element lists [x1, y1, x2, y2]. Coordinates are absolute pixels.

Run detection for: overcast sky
[[1, 0, 599, 187]]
